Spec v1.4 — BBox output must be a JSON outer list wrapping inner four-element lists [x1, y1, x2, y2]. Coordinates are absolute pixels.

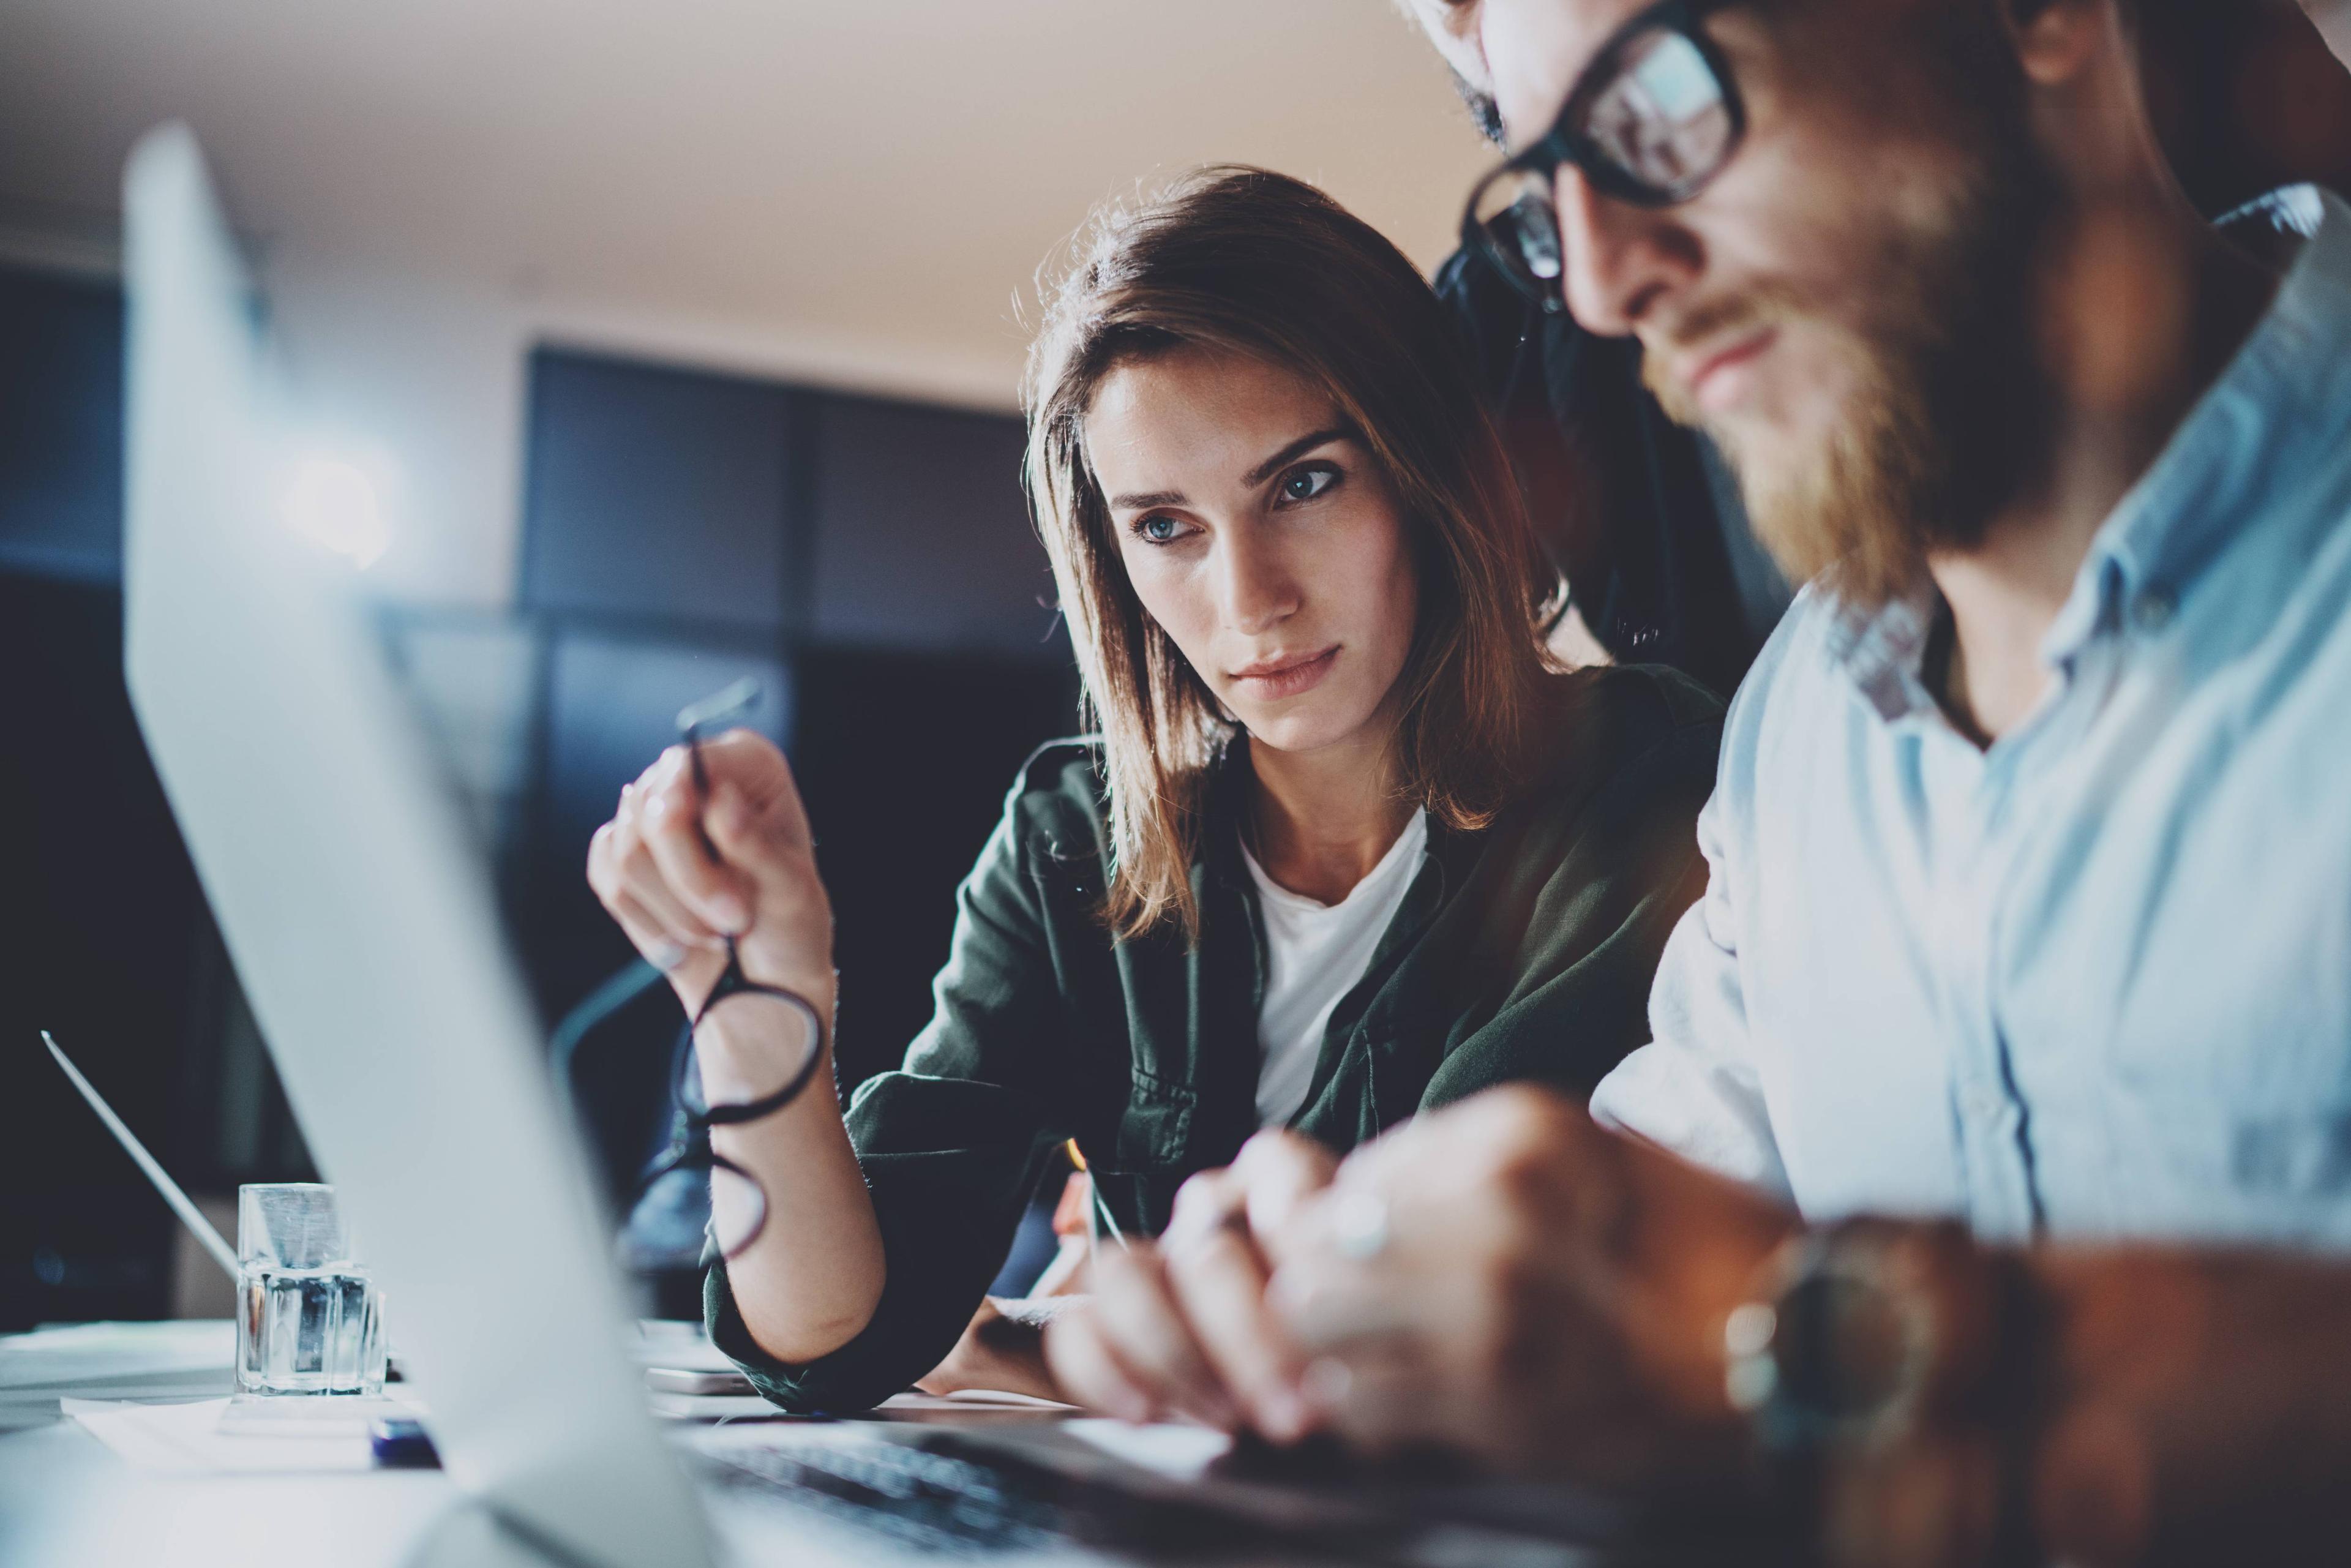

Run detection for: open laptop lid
[[121, 124, 711, 1568]]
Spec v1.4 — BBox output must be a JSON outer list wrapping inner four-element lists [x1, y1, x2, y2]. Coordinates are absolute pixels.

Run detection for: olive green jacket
[[709, 664, 1721, 1412]]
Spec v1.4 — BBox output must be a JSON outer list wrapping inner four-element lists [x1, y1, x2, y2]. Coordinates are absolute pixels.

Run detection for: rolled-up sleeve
[[1590, 754, 1793, 1202]]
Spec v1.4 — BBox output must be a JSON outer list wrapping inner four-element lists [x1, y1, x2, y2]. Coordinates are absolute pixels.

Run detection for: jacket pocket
[[1109, 1065, 1196, 1171]]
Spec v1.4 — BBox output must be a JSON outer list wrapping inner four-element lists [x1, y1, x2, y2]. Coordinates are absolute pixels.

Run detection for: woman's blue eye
[[1280, 465, 1340, 503], [1136, 516, 1185, 544]]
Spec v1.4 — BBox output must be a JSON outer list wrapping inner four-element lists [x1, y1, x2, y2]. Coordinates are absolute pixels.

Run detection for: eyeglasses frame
[[1459, 0, 1751, 310], [634, 677, 828, 1261]]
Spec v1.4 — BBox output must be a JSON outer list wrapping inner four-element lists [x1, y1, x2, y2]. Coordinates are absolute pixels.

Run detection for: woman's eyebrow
[[1108, 487, 1187, 511], [1104, 425, 1356, 511], [1243, 426, 1354, 488]]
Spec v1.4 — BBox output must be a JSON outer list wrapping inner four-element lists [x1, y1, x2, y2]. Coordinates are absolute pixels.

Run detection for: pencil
[[1063, 1138, 1130, 1254]]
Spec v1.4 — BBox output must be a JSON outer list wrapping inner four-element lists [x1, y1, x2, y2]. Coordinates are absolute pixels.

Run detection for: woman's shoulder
[[1516, 663, 1725, 805], [999, 735, 1112, 858]]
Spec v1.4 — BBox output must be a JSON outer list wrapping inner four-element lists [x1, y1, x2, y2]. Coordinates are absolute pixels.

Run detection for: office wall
[[509, 347, 1078, 1210], [0, 263, 1080, 1327]]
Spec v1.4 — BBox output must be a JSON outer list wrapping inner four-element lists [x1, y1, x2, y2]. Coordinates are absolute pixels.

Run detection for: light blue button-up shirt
[[1592, 187, 2351, 1247]]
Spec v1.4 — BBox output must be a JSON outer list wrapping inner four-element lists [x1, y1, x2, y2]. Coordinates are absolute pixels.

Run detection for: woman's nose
[[1215, 530, 1301, 634]]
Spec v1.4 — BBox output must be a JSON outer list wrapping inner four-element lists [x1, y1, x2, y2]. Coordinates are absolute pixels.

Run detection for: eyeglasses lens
[[1584, 28, 1732, 196], [623, 1163, 720, 1270], [1472, 170, 1565, 298], [682, 989, 823, 1118], [706, 1161, 767, 1258]]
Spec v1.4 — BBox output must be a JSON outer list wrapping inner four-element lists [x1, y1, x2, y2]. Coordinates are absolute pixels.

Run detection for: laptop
[[120, 124, 1778, 1568]]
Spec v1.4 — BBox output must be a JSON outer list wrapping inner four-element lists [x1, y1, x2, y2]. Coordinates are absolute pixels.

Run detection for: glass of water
[[236, 1183, 388, 1397]]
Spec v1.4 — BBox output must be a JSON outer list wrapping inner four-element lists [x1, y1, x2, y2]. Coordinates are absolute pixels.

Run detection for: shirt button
[[2132, 590, 2175, 633]]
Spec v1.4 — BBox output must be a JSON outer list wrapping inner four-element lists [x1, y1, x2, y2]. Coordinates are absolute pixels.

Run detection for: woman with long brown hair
[[585, 167, 1720, 1413]]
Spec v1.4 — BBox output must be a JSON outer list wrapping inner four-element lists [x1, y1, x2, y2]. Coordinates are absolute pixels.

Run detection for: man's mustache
[[1638, 296, 1773, 424]]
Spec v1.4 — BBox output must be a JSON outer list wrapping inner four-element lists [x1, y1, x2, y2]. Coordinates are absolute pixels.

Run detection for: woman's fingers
[[637, 748, 754, 935], [698, 727, 818, 853], [1041, 1299, 1163, 1424], [612, 829, 727, 952], [1087, 1245, 1242, 1429], [604, 886, 691, 972]]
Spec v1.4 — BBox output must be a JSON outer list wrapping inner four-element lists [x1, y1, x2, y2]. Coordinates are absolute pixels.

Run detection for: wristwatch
[[1721, 1219, 1951, 1455]]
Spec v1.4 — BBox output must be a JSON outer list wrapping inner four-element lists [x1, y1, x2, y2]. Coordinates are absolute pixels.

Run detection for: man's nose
[[1217, 528, 1301, 634], [1552, 165, 1695, 337]]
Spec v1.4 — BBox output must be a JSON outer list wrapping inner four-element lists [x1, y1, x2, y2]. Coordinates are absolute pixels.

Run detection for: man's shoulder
[[1518, 664, 1723, 806], [1708, 582, 1859, 793]]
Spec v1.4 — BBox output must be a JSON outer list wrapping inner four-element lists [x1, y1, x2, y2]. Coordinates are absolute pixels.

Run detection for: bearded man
[[1046, 2, 2351, 1559]]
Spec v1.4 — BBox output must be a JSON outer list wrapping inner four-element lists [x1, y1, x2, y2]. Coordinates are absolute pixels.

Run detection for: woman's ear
[[2001, 0, 2115, 88]]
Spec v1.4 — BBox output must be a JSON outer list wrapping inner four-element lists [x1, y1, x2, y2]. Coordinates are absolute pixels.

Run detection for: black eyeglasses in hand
[[552, 677, 826, 1270]]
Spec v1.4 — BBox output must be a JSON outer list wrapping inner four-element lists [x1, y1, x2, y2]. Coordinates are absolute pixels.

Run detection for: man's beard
[[1644, 117, 2056, 609]]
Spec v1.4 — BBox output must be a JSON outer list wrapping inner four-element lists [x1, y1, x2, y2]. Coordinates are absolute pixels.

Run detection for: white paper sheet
[[62, 1396, 380, 1474], [1060, 1418, 1231, 1480]]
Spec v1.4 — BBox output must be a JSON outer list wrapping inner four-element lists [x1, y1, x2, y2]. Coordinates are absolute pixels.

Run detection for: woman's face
[[1087, 347, 1421, 759]]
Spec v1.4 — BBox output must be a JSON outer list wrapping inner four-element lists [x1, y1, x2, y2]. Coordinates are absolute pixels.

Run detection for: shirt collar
[[1825, 185, 2351, 715], [2039, 185, 2349, 667]]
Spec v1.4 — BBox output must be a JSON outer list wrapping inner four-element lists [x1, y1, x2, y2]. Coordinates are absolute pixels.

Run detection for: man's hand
[[1042, 1131, 1340, 1435], [1261, 1087, 1798, 1491]]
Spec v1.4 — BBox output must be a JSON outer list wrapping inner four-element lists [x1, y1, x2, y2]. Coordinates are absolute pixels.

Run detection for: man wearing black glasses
[[1401, 0, 1793, 696], [1048, 2, 2351, 1560]]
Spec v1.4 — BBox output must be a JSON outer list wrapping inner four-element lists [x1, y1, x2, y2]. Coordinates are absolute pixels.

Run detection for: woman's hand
[[916, 1296, 1080, 1403], [586, 728, 836, 1020], [589, 728, 880, 1367], [1043, 1131, 1339, 1436]]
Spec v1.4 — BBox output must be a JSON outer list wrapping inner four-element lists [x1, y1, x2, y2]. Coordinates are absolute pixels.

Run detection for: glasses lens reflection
[[1584, 28, 1731, 194], [1474, 169, 1564, 294]]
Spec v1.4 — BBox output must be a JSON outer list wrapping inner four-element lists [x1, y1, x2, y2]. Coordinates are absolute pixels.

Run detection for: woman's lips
[[1229, 646, 1338, 701]]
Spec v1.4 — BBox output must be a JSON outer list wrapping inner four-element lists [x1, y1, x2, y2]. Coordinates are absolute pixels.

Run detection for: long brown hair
[[1024, 166, 1555, 943]]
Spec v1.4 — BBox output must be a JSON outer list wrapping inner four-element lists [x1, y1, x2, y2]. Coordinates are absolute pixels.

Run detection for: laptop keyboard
[[704, 1430, 1376, 1562]]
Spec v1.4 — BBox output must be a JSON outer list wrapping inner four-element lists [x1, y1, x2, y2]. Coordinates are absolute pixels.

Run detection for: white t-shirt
[[1240, 810, 1429, 1129]]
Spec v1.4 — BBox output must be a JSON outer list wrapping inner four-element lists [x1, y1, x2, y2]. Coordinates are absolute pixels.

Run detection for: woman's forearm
[[708, 994, 887, 1366]]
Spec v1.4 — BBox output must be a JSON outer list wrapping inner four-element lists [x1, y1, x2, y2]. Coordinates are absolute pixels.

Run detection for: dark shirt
[[1432, 245, 1793, 698], [708, 664, 1722, 1413]]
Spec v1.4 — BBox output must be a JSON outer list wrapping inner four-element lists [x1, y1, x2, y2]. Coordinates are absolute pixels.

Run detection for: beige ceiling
[[0, 0, 1499, 406]]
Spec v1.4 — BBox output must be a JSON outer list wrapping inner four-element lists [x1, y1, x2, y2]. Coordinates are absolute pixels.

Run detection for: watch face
[[1725, 1229, 1938, 1452], [1779, 1266, 1920, 1425]]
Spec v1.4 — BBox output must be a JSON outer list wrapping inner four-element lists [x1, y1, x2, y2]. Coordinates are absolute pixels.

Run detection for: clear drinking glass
[[236, 1183, 388, 1397]]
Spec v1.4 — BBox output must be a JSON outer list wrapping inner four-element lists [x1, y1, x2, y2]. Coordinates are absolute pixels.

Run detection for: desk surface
[[0, 1415, 457, 1568], [0, 1322, 1798, 1568], [0, 1321, 1086, 1568]]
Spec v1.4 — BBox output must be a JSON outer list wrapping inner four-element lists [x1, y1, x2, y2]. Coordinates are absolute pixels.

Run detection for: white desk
[[1, 1414, 454, 1568], [0, 1321, 1098, 1568], [0, 1320, 460, 1568]]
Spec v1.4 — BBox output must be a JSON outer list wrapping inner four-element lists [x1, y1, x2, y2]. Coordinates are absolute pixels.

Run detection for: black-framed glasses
[[552, 677, 826, 1271], [1460, 0, 1749, 312]]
